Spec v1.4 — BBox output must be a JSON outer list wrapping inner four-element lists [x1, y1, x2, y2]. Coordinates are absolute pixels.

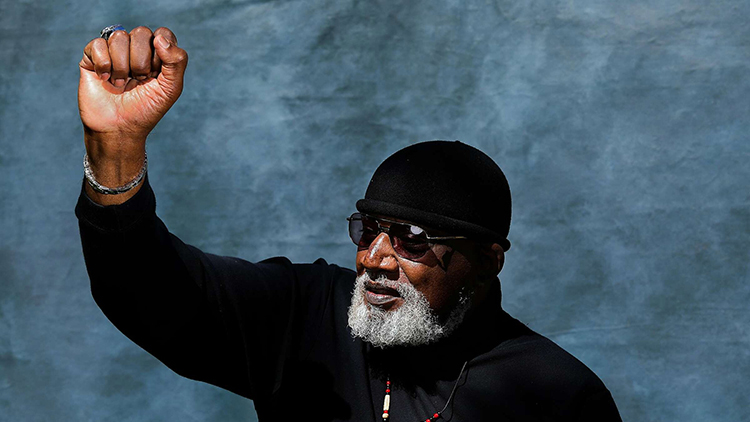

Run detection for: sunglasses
[[347, 212, 468, 260]]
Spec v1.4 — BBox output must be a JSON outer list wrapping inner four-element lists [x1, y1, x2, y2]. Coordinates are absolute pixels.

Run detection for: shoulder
[[198, 255, 356, 319], [497, 327, 603, 386], [211, 255, 355, 289], [286, 257, 357, 295], [258, 257, 357, 310], [466, 315, 620, 420]]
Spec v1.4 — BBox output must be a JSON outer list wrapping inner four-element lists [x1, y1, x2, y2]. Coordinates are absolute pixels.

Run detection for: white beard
[[347, 272, 471, 348]]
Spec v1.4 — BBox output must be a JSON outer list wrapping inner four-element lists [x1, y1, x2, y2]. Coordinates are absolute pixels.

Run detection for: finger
[[129, 26, 153, 80], [107, 30, 130, 87], [150, 48, 161, 79], [151, 27, 177, 78], [152, 29, 188, 97], [80, 38, 97, 71], [81, 38, 112, 81]]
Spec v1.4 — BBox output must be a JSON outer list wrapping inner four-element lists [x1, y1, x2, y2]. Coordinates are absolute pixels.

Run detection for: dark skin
[[356, 215, 506, 319], [78, 26, 188, 206]]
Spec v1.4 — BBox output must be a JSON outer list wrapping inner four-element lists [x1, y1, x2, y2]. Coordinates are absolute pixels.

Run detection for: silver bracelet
[[83, 152, 148, 195]]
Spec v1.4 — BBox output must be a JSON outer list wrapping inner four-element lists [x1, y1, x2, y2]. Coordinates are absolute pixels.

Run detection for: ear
[[492, 243, 505, 274], [476, 242, 505, 281]]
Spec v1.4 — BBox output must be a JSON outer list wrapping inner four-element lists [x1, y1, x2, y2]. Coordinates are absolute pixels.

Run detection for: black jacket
[[76, 177, 621, 421]]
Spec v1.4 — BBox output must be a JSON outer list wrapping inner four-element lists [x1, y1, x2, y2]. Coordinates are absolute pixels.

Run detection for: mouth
[[364, 282, 401, 307]]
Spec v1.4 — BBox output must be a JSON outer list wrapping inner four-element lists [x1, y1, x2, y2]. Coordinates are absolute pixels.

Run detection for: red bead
[[386, 389, 390, 393], [384, 410, 388, 414], [434, 413, 440, 418]]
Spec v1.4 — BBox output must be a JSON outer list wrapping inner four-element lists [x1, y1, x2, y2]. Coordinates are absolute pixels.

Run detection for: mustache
[[358, 271, 401, 290], [357, 271, 418, 300]]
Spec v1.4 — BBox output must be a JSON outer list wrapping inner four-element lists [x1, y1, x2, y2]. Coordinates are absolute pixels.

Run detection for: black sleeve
[[75, 176, 348, 400]]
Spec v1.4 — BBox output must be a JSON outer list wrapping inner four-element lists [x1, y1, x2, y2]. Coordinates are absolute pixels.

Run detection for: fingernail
[[100, 72, 110, 81], [114, 78, 126, 87], [136, 75, 147, 81], [156, 35, 170, 49]]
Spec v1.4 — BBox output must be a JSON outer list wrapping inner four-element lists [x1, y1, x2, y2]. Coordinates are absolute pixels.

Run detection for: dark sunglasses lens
[[348, 216, 364, 245], [348, 214, 431, 259], [358, 216, 380, 247], [349, 214, 379, 248], [389, 224, 431, 259]]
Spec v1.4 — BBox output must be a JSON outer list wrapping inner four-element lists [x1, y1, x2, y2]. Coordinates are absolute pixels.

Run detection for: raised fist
[[78, 26, 188, 140]]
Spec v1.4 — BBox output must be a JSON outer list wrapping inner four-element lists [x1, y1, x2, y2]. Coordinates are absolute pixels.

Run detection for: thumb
[[154, 34, 188, 96]]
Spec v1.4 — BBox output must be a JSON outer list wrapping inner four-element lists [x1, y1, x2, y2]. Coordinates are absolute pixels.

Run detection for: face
[[346, 214, 504, 347], [346, 214, 493, 347], [354, 215, 480, 318]]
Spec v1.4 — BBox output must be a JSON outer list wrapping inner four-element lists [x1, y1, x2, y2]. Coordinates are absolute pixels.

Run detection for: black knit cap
[[356, 140, 512, 251]]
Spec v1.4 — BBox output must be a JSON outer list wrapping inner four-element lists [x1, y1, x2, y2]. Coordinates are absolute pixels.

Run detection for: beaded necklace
[[381, 360, 468, 422]]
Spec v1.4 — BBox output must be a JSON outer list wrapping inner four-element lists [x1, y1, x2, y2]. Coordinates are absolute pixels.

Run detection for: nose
[[361, 232, 399, 273]]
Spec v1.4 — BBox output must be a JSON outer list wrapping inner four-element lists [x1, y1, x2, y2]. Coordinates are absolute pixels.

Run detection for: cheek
[[401, 266, 448, 310], [406, 256, 474, 314]]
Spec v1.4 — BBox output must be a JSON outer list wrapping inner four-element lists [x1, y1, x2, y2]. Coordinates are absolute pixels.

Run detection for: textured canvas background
[[1, 1, 748, 421]]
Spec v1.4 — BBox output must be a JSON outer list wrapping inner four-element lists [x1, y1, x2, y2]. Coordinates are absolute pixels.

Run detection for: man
[[77, 26, 622, 421]]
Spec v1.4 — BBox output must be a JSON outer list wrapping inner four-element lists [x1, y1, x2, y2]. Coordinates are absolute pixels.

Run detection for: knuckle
[[91, 37, 106, 49], [108, 30, 128, 43], [130, 26, 152, 35]]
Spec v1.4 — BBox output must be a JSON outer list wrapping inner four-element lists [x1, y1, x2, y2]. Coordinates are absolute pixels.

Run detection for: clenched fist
[[78, 26, 188, 205], [79, 26, 187, 139]]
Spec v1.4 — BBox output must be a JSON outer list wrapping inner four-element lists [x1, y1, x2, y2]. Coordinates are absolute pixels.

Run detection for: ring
[[100, 24, 125, 40]]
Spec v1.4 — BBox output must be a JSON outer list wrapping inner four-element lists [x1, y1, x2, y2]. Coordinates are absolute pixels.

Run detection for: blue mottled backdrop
[[1, 0, 748, 421]]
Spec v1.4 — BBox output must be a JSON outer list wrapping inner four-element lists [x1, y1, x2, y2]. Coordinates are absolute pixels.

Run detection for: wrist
[[84, 152, 147, 194], [83, 132, 148, 205], [84, 175, 145, 206], [84, 130, 147, 158]]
